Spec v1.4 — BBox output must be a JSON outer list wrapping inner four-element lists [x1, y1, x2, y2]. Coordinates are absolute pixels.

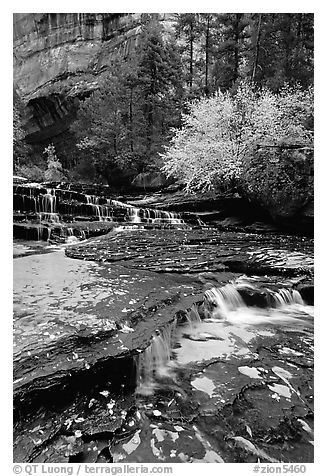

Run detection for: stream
[[13, 183, 314, 464]]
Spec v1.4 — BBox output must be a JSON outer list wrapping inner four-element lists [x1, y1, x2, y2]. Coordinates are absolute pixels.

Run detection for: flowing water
[[135, 282, 313, 389], [13, 184, 314, 463], [13, 183, 186, 243]]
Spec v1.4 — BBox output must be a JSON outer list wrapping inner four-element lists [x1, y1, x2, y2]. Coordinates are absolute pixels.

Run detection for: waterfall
[[185, 304, 202, 329], [44, 189, 57, 214], [129, 207, 141, 223], [37, 212, 60, 223], [36, 224, 43, 241], [136, 321, 176, 395], [204, 284, 245, 319], [85, 195, 99, 205], [110, 199, 129, 208], [94, 205, 103, 222], [204, 282, 305, 321], [35, 188, 60, 223], [14, 183, 188, 243], [269, 289, 304, 307], [167, 211, 183, 225]]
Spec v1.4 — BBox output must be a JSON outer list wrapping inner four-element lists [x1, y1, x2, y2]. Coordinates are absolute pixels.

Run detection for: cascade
[[13, 182, 187, 242], [129, 207, 141, 223], [36, 225, 42, 241], [204, 284, 245, 319], [136, 321, 176, 395], [185, 303, 202, 329], [204, 282, 306, 321], [37, 212, 60, 223], [94, 205, 103, 222], [269, 288, 304, 307], [86, 195, 99, 205]]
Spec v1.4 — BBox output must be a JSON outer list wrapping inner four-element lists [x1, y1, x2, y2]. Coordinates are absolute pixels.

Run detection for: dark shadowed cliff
[[13, 13, 174, 145]]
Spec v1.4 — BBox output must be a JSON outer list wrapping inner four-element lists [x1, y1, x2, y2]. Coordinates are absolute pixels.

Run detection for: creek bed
[[13, 227, 314, 463]]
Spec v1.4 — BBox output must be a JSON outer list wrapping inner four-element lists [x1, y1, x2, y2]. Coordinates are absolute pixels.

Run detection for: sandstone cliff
[[13, 13, 174, 145]]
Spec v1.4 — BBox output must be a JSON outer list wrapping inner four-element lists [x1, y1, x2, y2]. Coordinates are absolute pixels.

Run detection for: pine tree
[[246, 13, 314, 90], [13, 92, 31, 171], [211, 14, 251, 91], [134, 16, 184, 161], [73, 17, 184, 182], [175, 14, 203, 97]]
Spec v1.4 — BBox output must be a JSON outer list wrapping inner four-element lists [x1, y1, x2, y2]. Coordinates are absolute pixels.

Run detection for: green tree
[[13, 92, 31, 172], [73, 57, 143, 184], [211, 14, 251, 91], [245, 13, 314, 90], [137, 17, 184, 157], [175, 14, 201, 94], [73, 17, 184, 183]]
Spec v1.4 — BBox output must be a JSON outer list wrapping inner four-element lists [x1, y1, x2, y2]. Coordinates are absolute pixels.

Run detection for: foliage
[[161, 81, 313, 193], [248, 13, 314, 90], [241, 146, 313, 218], [73, 16, 184, 184], [13, 93, 31, 171], [14, 14, 313, 186], [15, 164, 46, 182], [174, 13, 313, 95], [43, 144, 66, 182]]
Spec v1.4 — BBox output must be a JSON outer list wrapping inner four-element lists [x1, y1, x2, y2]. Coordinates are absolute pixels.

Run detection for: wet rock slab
[[13, 249, 206, 411], [13, 227, 314, 463], [107, 310, 313, 464], [66, 229, 313, 277]]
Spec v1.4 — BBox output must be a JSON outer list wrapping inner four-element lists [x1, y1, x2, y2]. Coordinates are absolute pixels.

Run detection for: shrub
[[15, 164, 45, 182], [43, 144, 66, 182], [161, 81, 313, 193]]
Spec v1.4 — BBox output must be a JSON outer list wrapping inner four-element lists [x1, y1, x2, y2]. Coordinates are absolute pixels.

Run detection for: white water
[[16, 185, 186, 235], [136, 321, 176, 395], [137, 282, 313, 389], [185, 303, 202, 329]]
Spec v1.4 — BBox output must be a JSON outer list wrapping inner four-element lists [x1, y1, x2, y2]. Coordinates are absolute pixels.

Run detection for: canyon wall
[[13, 13, 174, 147]]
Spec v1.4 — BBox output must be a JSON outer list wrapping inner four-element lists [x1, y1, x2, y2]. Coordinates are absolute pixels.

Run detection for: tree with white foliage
[[161, 81, 313, 192]]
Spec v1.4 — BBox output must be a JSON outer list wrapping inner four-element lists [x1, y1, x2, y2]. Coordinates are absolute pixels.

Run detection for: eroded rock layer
[[13, 13, 174, 143]]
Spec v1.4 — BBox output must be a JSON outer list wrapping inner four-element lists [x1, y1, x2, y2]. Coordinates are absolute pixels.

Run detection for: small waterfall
[[110, 199, 129, 208], [36, 224, 42, 241], [14, 183, 187, 244], [269, 289, 304, 307], [66, 227, 78, 243], [204, 283, 305, 321], [35, 188, 60, 223], [37, 212, 60, 223], [129, 207, 141, 223], [136, 321, 176, 395], [204, 284, 245, 319], [185, 303, 202, 329], [86, 195, 99, 205], [94, 205, 103, 222], [44, 189, 56, 214], [101, 206, 112, 221]]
